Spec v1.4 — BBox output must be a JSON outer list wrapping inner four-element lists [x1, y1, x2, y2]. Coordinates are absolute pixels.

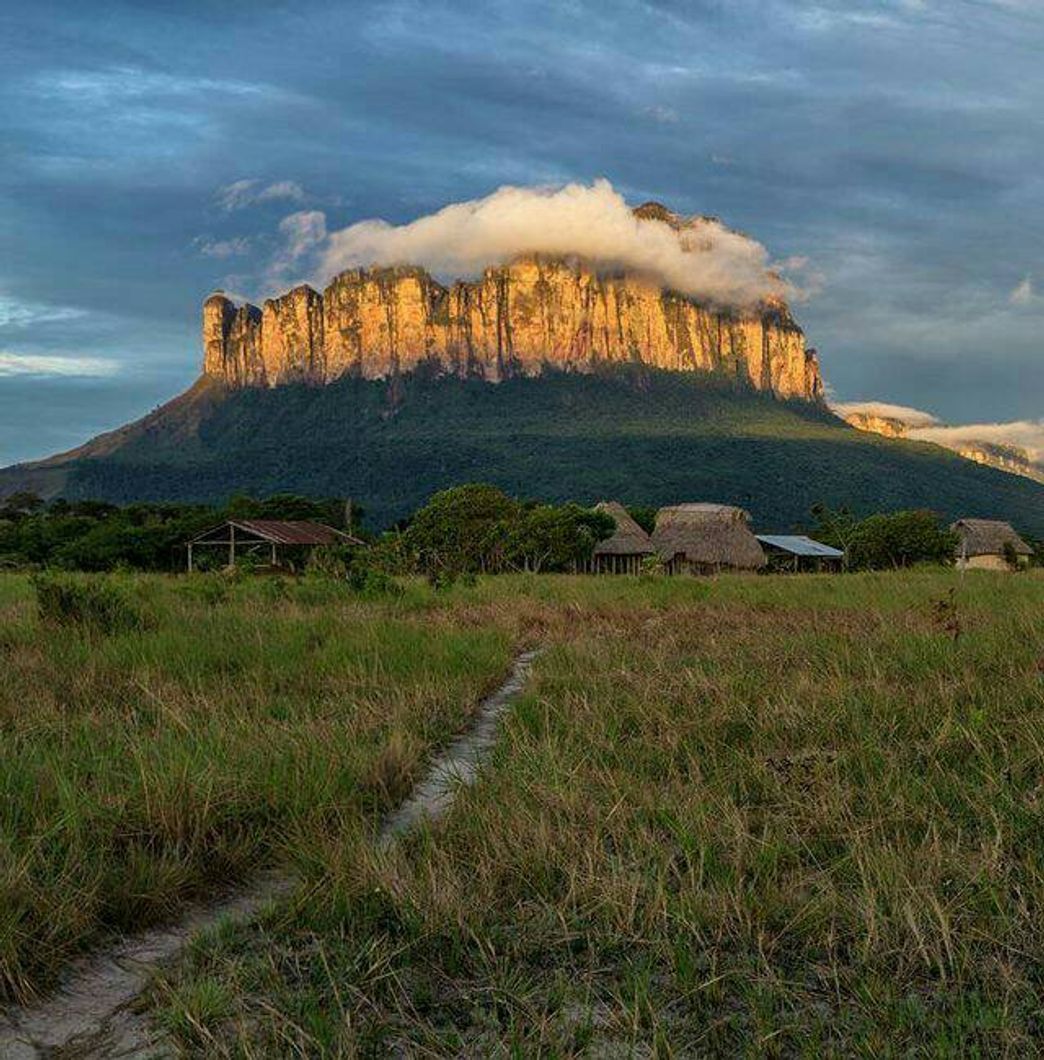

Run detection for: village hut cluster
[[586, 503, 1034, 575], [185, 510, 1033, 576], [585, 501, 844, 575]]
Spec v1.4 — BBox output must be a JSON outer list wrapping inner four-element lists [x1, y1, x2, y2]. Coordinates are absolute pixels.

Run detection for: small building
[[585, 501, 656, 574], [756, 534, 845, 572], [951, 518, 1032, 570], [186, 519, 359, 572], [652, 503, 766, 574]]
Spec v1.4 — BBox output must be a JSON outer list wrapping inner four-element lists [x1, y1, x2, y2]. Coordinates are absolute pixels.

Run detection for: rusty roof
[[190, 520, 359, 545]]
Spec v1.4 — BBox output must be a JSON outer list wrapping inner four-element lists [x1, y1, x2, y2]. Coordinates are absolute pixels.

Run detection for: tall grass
[[0, 572, 515, 1002], [154, 570, 1044, 1055]]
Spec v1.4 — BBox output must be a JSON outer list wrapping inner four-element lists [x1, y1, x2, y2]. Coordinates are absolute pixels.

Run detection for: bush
[[346, 562, 403, 598], [31, 572, 149, 634], [812, 505, 957, 571]]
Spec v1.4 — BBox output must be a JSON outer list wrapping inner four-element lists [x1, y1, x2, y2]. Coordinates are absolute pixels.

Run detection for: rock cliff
[[840, 411, 909, 439], [203, 210, 824, 401], [841, 410, 1044, 485]]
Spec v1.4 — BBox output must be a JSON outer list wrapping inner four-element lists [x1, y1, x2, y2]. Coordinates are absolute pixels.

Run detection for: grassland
[[3, 570, 1044, 1055], [0, 573, 519, 1003]]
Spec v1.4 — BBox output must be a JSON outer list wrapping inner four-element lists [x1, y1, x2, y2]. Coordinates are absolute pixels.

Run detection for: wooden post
[[271, 542, 277, 567], [187, 543, 193, 573], [229, 524, 235, 568]]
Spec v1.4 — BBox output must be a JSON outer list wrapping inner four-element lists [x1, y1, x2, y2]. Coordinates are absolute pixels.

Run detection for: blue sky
[[2, 0, 1042, 465]]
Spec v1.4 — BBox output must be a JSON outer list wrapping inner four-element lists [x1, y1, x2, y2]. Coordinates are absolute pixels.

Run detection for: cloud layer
[[0, 352, 118, 377], [314, 180, 793, 308], [835, 399, 1044, 464], [831, 400, 941, 427], [914, 421, 1044, 463]]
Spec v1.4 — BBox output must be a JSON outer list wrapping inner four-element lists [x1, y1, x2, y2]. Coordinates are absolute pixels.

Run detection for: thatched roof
[[951, 518, 1032, 557], [652, 503, 766, 569], [592, 501, 655, 556]]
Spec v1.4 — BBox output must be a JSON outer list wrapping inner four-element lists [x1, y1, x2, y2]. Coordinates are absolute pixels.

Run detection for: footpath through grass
[[0, 573, 523, 1003], [151, 571, 1044, 1055]]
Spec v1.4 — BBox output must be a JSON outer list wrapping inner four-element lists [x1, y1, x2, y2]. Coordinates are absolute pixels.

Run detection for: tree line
[[2, 486, 1041, 576]]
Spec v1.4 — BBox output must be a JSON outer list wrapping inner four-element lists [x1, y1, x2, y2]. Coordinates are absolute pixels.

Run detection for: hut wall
[[960, 553, 1027, 571]]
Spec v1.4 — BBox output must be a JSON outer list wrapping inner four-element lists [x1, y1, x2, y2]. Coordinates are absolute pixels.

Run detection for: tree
[[809, 503, 859, 556], [846, 509, 956, 570], [405, 484, 520, 577], [0, 491, 44, 521], [504, 504, 614, 572], [626, 506, 658, 535], [1027, 536, 1044, 568]]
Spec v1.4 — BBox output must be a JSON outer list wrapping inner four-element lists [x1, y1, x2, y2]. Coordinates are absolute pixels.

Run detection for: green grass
[[141, 569, 1044, 1056], [0, 572, 518, 1002]]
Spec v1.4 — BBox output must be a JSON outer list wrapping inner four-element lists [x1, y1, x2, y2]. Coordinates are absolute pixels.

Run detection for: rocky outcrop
[[841, 410, 1044, 485], [953, 442, 1044, 484], [204, 259, 824, 401], [840, 411, 910, 439]]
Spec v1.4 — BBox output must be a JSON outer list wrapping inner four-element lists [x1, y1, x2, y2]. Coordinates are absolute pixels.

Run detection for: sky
[[1, 0, 1043, 466]]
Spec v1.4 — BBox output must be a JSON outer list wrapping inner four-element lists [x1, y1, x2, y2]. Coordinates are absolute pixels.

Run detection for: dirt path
[[0, 649, 540, 1059]]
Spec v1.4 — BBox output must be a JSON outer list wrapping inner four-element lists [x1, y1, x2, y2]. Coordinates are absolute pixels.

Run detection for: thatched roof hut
[[588, 501, 655, 574], [951, 518, 1032, 570], [652, 503, 766, 573], [593, 502, 655, 557]]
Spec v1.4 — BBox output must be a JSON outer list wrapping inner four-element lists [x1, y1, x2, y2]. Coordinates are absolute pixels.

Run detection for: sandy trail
[[0, 649, 540, 1059]]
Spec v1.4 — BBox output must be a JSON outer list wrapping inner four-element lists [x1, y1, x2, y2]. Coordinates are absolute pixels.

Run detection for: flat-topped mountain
[[3, 200, 1042, 534], [203, 204, 823, 401]]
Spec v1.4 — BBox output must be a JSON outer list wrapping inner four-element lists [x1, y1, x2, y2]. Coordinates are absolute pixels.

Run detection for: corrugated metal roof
[[191, 520, 357, 545], [236, 520, 349, 544], [756, 535, 844, 558]]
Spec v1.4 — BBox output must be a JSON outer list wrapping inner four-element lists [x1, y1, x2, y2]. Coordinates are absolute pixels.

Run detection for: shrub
[[812, 505, 956, 571], [1002, 540, 1022, 571], [347, 562, 403, 598], [31, 572, 149, 634]]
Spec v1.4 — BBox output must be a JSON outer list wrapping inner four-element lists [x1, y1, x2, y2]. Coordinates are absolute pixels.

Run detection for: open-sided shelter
[[187, 519, 359, 572], [756, 534, 844, 572]]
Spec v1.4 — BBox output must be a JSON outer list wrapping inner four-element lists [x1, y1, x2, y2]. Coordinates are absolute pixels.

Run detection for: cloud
[[32, 68, 273, 105], [0, 297, 86, 329], [314, 179, 801, 308], [911, 420, 1044, 463], [195, 236, 252, 259], [0, 352, 119, 377], [217, 179, 305, 211], [1009, 275, 1036, 306], [830, 400, 940, 426], [263, 210, 329, 289], [836, 397, 1044, 464]]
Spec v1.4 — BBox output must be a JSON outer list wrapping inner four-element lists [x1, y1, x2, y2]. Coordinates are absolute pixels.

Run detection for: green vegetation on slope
[[147, 571, 1044, 1055], [4, 368, 1043, 534]]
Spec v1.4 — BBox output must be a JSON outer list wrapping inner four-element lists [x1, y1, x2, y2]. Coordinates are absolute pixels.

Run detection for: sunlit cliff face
[[202, 256, 823, 401]]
